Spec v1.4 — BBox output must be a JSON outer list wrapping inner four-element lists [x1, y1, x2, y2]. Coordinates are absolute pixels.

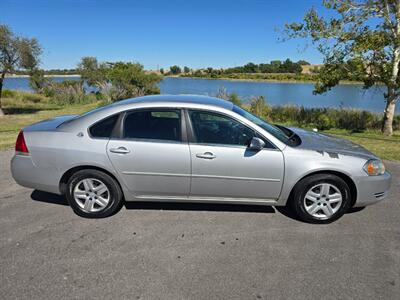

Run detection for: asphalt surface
[[1, 150, 399, 300]]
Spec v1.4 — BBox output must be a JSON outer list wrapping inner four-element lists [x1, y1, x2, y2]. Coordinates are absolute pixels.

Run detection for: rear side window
[[123, 109, 181, 142], [89, 114, 119, 138]]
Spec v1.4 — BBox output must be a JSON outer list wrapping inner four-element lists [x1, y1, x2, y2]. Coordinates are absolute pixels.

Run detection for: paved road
[[1, 150, 399, 300]]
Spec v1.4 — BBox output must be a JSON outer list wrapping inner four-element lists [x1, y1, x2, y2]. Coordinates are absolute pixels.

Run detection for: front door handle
[[196, 152, 216, 159], [109, 147, 130, 154]]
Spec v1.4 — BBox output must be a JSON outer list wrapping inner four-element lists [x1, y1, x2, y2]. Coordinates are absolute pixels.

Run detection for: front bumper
[[353, 171, 392, 207]]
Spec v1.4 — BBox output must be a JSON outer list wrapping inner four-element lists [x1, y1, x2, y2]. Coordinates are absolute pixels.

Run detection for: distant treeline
[[182, 72, 318, 81], [12, 59, 312, 78], [166, 59, 312, 77], [13, 69, 79, 75]]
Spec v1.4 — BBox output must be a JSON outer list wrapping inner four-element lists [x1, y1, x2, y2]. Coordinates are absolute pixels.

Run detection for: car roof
[[60, 94, 235, 131], [111, 94, 234, 110]]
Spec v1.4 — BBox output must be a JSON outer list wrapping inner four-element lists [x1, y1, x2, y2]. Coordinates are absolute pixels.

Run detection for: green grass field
[[1, 91, 399, 161]]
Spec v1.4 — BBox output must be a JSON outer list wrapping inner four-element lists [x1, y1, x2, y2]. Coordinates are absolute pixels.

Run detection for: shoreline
[[5, 74, 81, 78], [5, 74, 366, 85], [166, 75, 366, 85]]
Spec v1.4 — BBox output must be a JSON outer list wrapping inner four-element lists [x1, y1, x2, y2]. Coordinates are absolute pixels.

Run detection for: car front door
[[187, 109, 284, 201], [107, 108, 191, 199]]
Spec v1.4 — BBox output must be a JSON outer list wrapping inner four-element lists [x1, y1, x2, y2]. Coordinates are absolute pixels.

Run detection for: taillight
[[15, 130, 29, 154]]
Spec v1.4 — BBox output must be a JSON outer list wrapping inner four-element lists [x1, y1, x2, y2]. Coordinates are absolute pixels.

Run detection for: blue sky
[[2, 0, 324, 70]]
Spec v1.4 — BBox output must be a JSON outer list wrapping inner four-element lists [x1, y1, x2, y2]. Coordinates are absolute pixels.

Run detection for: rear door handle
[[109, 147, 130, 154], [196, 152, 216, 159]]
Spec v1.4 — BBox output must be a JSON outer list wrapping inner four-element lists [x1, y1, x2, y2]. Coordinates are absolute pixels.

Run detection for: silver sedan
[[11, 95, 391, 223]]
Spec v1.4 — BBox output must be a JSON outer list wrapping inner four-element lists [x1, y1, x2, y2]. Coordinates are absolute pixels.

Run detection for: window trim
[[87, 113, 121, 140], [185, 108, 278, 150], [112, 107, 187, 144]]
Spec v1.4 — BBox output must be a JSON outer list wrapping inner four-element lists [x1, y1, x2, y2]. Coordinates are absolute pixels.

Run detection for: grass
[[322, 129, 400, 162], [1, 90, 399, 162], [0, 91, 102, 149]]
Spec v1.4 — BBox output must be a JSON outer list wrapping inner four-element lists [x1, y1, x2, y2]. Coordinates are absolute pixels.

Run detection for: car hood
[[290, 127, 377, 160]]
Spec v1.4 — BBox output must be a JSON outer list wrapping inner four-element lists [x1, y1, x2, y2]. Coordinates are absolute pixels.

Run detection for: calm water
[[4, 76, 393, 113]]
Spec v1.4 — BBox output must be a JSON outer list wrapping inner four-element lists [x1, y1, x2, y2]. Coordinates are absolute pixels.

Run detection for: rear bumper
[[10, 154, 61, 194], [353, 171, 392, 207]]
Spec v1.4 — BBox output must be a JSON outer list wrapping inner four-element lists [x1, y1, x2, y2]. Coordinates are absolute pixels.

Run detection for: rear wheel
[[66, 169, 123, 218], [290, 174, 352, 224]]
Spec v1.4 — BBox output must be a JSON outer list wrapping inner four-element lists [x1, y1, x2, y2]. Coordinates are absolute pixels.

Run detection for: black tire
[[290, 174, 352, 224], [66, 169, 123, 218]]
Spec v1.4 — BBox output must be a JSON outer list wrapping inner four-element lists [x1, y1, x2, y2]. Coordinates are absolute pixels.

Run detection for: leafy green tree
[[281, 59, 302, 73], [0, 24, 41, 115], [78, 57, 109, 92], [243, 62, 259, 73], [106, 62, 162, 101], [169, 65, 181, 75], [284, 0, 400, 135], [29, 68, 48, 93], [160, 68, 164, 74], [183, 66, 190, 74], [297, 60, 310, 65], [78, 57, 162, 102]]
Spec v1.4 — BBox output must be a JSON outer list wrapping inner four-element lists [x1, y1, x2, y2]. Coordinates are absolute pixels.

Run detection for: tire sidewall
[[293, 174, 352, 224], [66, 169, 123, 218]]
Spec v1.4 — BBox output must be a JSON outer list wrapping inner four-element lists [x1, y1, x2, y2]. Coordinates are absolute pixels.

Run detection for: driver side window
[[189, 110, 255, 146]]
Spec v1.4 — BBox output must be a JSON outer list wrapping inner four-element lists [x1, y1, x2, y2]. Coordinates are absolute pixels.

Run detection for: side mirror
[[248, 137, 265, 151]]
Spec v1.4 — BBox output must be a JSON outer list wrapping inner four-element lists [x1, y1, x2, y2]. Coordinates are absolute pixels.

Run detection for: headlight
[[363, 159, 385, 176]]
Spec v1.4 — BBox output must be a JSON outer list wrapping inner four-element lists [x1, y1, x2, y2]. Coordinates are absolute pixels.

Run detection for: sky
[[2, 0, 325, 70]]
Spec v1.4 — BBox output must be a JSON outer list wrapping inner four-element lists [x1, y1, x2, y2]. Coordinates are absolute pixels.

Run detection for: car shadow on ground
[[30, 190, 365, 217], [31, 190, 69, 206]]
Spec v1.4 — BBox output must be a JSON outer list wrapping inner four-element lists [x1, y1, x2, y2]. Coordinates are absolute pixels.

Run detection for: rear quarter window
[[89, 114, 119, 138]]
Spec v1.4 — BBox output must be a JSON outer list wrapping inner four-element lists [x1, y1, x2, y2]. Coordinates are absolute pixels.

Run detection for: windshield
[[233, 105, 290, 144]]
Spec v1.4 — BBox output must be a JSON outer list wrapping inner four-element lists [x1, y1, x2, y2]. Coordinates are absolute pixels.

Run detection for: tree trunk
[[0, 74, 4, 117], [382, 97, 396, 135]]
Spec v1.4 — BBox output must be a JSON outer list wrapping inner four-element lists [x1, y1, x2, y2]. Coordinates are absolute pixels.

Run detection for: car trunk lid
[[23, 115, 79, 132]]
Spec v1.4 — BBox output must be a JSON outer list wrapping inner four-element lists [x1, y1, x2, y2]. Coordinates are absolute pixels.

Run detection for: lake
[[3, 76, 394, 113]]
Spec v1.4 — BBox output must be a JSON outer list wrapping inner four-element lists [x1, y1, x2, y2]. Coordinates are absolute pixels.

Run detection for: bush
[[2, 89, 17, 98], [45, 80, 86, 104], [315, 114, 334, 130], [21, 93, 45, 103]]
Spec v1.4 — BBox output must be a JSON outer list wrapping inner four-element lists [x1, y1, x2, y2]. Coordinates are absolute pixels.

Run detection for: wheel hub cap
[[73, 178, 110, 212], [303, 183, 343, 220]]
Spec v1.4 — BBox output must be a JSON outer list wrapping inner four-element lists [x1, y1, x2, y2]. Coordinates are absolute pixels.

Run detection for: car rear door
[[187, 109, 284, 201], [107, 108, 191, 199]]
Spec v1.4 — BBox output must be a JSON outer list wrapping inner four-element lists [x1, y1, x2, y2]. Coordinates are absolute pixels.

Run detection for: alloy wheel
[[73, 178, 110, 212], [303, 183, 343, 220]]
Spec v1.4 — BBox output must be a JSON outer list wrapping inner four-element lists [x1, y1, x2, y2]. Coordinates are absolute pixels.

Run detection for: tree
[[169, 65, 181, 75], [297, 60, 311, 65], [284, 0, 400, 135], [78, 56, 109, 92], [183, 66, 190, 74], [107, 62, 162, 101], [0, 24, 41, 115], [78, 57, 162, 102], [243, 62, 259, 73], [29, 68, 48, 93]]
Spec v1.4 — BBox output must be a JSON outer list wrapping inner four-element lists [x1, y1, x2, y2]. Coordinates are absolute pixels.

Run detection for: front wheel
[[290, 174, 352, 224], [66, 169, 123, 218]]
